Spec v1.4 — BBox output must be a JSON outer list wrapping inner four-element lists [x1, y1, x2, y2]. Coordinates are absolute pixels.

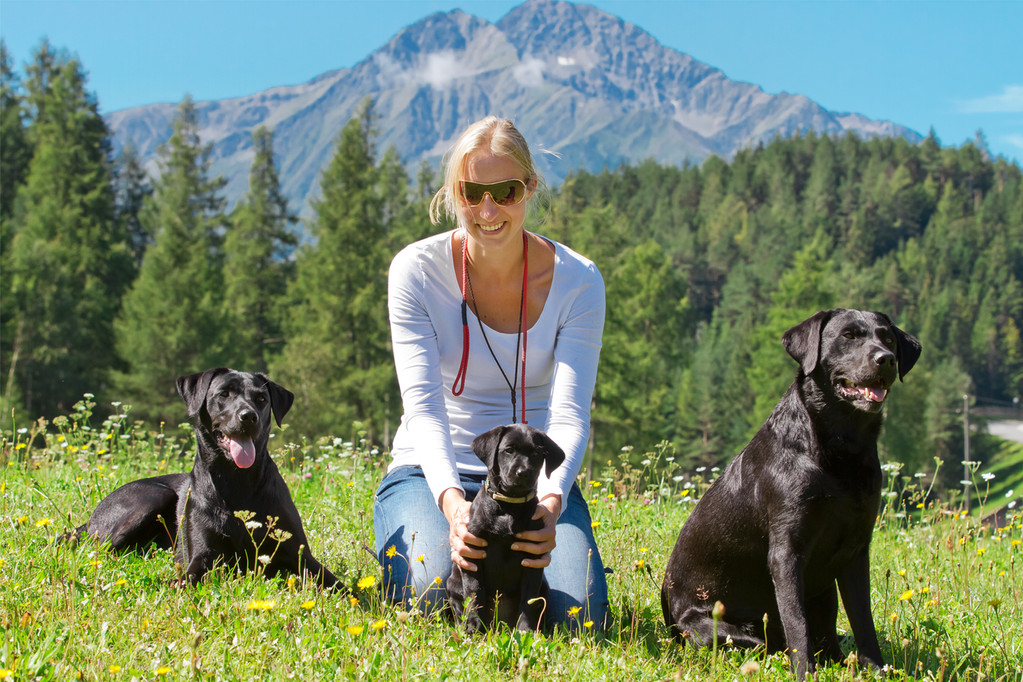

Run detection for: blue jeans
[[373, 465, 609, 629]]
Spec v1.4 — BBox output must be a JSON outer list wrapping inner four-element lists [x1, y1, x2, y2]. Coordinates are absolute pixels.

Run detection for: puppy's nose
[[240, 410, 258, 425], [873, 350, 896, 368]]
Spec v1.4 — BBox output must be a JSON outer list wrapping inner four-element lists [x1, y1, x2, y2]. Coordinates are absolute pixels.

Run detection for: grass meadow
[[1, 397, 1021, 681]]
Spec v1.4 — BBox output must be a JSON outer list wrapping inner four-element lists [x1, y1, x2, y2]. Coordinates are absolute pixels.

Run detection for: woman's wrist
[[539, 493, 562, 518], [440, 487, 467, 523]]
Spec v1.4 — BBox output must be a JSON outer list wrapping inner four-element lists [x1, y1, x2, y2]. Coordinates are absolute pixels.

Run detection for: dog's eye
[[254, 394, 267, 404], [219, 390, 230, 398], [842, 331, 855, 340]]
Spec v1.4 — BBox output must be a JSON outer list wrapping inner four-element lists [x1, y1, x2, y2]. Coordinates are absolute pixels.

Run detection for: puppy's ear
[[877, 313, 922, 381], [782, 310, 837, 376], [176, 368, 228, 423], [536, 431, 566, 474], [472, 425, 506, 470], [256, 374, 294, 427]]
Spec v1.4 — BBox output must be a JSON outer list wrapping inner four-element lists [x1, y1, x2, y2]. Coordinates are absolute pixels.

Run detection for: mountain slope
[[105, 0, 921, 212]]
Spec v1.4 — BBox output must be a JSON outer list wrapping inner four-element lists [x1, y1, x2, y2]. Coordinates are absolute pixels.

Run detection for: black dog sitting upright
[[70, 368, 340, 589], [661, 309, 921, 679], [447, 423, 565, 633]]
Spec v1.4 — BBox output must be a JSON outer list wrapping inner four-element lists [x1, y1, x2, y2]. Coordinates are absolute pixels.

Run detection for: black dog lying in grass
[[661, 309, 921, 679], [447, 423, 565, 632], [66, 368, 341, 590]]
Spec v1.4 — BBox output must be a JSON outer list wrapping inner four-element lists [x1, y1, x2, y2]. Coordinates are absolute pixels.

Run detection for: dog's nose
[[873, 350, 896, 368], [240, 410, 258, 425]]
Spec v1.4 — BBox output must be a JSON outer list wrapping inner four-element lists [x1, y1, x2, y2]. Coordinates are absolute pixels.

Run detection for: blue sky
[[2, 0, 1021, 163]]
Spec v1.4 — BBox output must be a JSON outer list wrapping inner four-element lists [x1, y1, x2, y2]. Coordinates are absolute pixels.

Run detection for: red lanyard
[[451, 230, 529, 425]]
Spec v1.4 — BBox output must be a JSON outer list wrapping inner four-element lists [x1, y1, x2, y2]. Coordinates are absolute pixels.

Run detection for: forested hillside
[[2, 42, 1021, 496]]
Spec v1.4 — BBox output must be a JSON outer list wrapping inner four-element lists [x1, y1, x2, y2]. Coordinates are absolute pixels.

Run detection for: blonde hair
[[429, 116, 545, 226]]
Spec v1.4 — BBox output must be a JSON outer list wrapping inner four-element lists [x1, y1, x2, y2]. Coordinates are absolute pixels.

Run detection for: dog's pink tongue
[[225, 436, 256, 468], [863, 386, 887, 402]]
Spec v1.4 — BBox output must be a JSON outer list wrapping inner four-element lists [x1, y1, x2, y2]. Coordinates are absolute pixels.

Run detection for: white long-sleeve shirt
[[386, 229, 605, 509]]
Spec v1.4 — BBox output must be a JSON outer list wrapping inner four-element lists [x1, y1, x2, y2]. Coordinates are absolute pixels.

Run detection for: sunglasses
[[459, 179, 529, 207]]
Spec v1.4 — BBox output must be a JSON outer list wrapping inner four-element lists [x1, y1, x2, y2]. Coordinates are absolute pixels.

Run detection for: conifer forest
[[3, 42, 1022, 499]]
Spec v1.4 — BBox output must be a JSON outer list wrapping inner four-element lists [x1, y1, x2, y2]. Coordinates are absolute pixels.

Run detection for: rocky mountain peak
[[106, 0, 921, 214]]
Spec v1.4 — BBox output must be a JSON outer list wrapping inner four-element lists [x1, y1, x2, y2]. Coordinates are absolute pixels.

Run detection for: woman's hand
[[513, 494, 561, 568], [441, 487, 486, 571]]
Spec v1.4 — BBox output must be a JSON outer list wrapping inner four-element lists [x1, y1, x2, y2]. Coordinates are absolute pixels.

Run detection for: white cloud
[[958, 84, 1023, 114], [557, 56, 576, 66], [419, 52, 471, 90], [512, 58, 546, 88]]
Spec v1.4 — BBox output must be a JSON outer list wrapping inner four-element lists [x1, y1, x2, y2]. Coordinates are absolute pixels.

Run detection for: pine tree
[[272, 98, 399, 440], [0, 41, 32, 418], [114, 143, 152, 268], [1, 41, 31, 222], [222, 126, 297, 373], [114, 96, 228, 423], [3, 46, 132, 420]]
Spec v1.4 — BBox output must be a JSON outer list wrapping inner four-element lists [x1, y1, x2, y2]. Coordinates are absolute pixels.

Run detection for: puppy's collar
[[483, 478, 535, 504]]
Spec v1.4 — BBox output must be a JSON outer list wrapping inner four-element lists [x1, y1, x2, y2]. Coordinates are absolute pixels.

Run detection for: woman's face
[[458, 152, 532, 248]]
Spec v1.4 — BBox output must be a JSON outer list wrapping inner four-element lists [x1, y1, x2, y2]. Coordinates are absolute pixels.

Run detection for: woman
[[374, 116, 608, 628]]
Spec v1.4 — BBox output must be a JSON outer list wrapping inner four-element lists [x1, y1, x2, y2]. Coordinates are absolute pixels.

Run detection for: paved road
[[988, 420, 1023, 444]]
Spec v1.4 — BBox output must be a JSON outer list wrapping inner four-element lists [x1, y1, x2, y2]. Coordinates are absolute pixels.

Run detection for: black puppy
[[68, 368, 340, 590], [661, 310, 921, 679], [447, 423, 565, 633]]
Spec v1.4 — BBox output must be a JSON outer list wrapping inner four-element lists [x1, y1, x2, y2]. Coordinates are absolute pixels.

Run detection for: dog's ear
[[472, 425, 507, 470], [877, 313, 922, 381], [176, 368, 229, 423], [260, 376, 294, 428], [782, 310, 837, 376], [535, 431, 566, 474]]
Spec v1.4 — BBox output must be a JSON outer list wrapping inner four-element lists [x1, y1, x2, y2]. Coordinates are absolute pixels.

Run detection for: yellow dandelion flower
[[568, 606, 582, 616], [583, 620, 594, 629], [301, 600, 315, 610], [897, 569, 907, 577], [591, 521, 600, 529], [635, 559, 645, 569], [16, 515, 27, 525], [35, 517, 52, 528], [899, 590, 915, 601], [890, 613, 898, 623], [349, 596, 360, 606], [141, 617, 149, 630], [89, 560, 102, 567], [977, 547, 987, 556], [926, 598, 939, 608], [155, 666, 171, 676], [109, 665, 121, 673], [115, 579, 127, 587], [357, 575, 378, 590], [287, 577, 296, 589], [606, 493, 615, 500], [416, 554, 426, 564], [246, 599, 276, 611], [0, 669, 12, 679], [15, 442, 26, 450], [433, 576, 442, 585], [639, 547, 648, 553], [958, 537, 966, 546], [1012, 539, 1021, 547], [589, 481, 601, 488], [371, 619, 388, 631], [346, 625, 365, 636], [920, 586, 929, 594], [385, 545, 398, 558]]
